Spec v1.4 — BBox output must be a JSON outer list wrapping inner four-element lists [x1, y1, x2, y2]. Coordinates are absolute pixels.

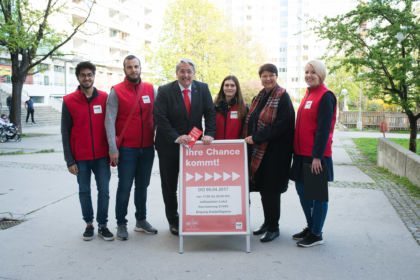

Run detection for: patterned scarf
[[243, 84, 285, 178]]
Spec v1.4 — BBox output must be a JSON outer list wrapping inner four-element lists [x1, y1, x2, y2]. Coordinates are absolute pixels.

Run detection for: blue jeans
[[76, 157, 111, 226], [295, 181, 328, 236], [116, 146, 155, 225]]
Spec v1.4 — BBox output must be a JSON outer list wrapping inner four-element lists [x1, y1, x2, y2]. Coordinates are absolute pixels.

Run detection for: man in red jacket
[[105, 55, 156, 240], [61, 61, 114, 241]]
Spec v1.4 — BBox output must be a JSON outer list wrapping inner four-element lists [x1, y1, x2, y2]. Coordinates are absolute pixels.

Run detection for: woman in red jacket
[[291, 60, 337, 248], [214, 75, 247, 139]]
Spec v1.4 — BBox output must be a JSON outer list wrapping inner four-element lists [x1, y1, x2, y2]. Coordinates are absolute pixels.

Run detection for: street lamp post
[[64, 60, 68, 96], [357, 83, 363, 130], [338, 88, 348, 124], [341, 88, 348, 111]]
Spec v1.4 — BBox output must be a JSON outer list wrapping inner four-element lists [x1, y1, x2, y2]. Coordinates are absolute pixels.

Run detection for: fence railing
[[339, 111, 419, 130]]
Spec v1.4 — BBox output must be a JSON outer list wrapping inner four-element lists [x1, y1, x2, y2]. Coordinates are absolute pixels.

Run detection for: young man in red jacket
[[61, 61, 114, 241], [105, 55, 156, 240]]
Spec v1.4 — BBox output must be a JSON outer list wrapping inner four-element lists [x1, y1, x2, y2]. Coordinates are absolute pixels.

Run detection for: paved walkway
[[0, 127, 419, 280], [333, 131, 420, 245]]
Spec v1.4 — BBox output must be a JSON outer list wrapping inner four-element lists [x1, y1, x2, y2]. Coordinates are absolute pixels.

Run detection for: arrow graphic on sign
[[213, 172, 221, 181], [204, 172, 213, 181], [186, 172, 240, 182], [223, 172, 231, 181], [195, 172, 203, 181], [186, 173, 193, 182]]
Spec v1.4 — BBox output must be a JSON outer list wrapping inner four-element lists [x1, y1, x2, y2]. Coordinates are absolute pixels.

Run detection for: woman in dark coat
[[243, 63, 295, 242]]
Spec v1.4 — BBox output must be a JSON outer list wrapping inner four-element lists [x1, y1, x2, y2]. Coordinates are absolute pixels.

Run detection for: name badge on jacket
[[93, 105, 102, 114], [230, 111, 238, 119], [304, 101, 312, 109], [142, 95, 151, 104]]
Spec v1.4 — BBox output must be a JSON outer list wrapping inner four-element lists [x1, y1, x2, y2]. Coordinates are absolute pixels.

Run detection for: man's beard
[[80, 83, 93, 90], [126, 75, 140, 83]]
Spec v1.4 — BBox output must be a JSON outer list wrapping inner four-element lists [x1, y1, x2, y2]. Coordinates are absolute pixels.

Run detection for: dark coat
[[154, 80, 216, 155], [248, 91, 295, 193]]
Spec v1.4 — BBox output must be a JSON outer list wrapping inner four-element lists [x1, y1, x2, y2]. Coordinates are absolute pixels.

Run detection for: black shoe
[[253, 224, 268, 235], [98, 226, 114, 241], [169, 224, 179, 236], [292, 227, 310, 240], [297, 232, 324, 247], [83, 225, 94, 241], [260, 230, 280, 243]]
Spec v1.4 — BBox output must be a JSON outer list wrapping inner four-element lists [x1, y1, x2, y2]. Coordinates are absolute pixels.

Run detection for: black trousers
[[26, 109, 34, 123], [157, 149, 180, 226], [260, 190, 281, 232]]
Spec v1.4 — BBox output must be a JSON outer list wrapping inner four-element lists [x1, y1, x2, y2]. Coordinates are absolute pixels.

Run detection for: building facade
[[0, 0, 161, 106], [210, 0, 356, 100]]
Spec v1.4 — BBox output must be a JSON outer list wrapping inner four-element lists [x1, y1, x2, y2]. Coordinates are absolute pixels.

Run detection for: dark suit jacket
[[154, 80, 216, 154]]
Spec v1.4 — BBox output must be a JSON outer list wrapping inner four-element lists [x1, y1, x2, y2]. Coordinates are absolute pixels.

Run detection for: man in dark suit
[[154, 58, 216, 235]]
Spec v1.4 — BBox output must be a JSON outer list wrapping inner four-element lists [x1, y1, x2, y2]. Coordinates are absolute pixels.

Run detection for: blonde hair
[[306, 60, 327, 83]]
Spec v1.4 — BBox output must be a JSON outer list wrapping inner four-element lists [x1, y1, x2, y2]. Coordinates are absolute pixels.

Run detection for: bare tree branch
[[27, 1, 94, 72]]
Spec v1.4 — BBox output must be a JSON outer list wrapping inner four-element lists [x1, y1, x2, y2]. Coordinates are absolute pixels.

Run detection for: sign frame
[[178, 139, 250, 253]]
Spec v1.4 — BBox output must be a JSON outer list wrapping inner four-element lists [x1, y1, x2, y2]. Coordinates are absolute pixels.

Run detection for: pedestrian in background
[[6, 95, 12, 117], [105, 55, 157, 240], [25, 96, 35, 124], [214, 75, 247, 140], [290, 59, 337, 247], [61, 61, 114, 241], [243, 63, 295, 243]]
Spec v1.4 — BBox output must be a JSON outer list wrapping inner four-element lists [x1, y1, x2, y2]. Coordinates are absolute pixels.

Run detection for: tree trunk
[[407, 113, 417, 153], [10, 79, 24, 133], [10, 52, 29, 134]]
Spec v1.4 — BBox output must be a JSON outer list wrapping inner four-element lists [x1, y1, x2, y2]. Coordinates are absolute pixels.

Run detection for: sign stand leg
[[246, 234, 251, 253], [179, 235, 184, 254]]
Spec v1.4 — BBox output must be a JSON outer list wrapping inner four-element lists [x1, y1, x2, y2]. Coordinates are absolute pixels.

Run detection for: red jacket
[[294, 84, 336, 157], [63, 88, 109, 161], [215, 104, 243, 140], [113, 79, 154, 148]]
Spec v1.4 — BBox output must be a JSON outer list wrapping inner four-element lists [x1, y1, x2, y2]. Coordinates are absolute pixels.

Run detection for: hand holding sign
[[187, 127, 203, 149]]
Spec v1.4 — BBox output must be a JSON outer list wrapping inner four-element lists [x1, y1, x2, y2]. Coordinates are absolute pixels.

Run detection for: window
[[121, 32, 129, 40], [54, 65, 65, 73], [145, 23, 152, 30], [109, 28, 118, 37], [144, 7, 152, 15], [109, 9, 118, 18]]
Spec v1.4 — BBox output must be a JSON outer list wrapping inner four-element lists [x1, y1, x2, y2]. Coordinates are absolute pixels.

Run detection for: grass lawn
[[352, 137, 420, 197], [353, 138, 420, 163], [388, 138, 420, 155]]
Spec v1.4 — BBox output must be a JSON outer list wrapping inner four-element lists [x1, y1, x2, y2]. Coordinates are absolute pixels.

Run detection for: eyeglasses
[[79, 73, 94, 78]]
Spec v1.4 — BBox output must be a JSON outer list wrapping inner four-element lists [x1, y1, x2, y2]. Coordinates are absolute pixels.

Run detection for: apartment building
[[0, 0, 161, 105], [211, 0, 356, 100]]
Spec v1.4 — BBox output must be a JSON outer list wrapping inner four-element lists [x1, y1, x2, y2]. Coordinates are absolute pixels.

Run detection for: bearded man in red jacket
[[105, 55, 157, 241]]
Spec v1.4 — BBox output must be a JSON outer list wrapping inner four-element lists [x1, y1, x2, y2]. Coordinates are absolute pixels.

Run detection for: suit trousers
[[157, 149, 180, 225]]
